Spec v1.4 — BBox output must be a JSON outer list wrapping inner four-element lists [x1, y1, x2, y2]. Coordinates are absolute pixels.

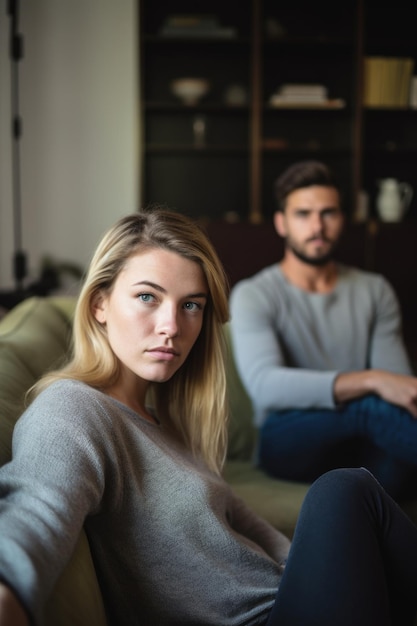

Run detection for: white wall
[[0, 3, 13, 287], [0, 0, 138, 290]]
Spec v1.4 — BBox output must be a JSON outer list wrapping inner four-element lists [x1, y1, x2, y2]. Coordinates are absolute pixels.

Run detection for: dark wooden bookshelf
[[139, 0, 417, 223]]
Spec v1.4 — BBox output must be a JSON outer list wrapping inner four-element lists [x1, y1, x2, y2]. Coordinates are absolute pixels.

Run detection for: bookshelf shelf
[[145, 145, 249, 154]]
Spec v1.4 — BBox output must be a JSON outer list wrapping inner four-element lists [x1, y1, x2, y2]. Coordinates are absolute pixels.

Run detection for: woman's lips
[[147, 347, 179, 361]]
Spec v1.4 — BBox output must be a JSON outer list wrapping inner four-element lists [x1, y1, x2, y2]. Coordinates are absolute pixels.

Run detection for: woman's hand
[[0, 583, 29, 626]]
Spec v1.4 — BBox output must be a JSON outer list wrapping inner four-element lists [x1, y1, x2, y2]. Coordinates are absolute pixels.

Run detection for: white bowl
[[170, 78, 210, 106]]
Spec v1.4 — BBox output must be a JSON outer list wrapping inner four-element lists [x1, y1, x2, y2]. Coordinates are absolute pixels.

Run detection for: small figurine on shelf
[[192, 115, 207, 148]]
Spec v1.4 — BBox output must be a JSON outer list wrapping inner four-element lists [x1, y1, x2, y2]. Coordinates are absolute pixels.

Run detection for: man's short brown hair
[[274, 160, 341, 212]]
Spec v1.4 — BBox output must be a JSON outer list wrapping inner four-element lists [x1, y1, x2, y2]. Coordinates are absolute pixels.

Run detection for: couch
[[1, 295, 416, 624]]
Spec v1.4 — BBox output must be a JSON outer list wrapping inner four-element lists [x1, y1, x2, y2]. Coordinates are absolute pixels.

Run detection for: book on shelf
[[410, 77, 417, 109], [278, 84, 328, 98], [159, 14, 237, 39], [268, 83, 345, 108], [363, 57, 415, 108]]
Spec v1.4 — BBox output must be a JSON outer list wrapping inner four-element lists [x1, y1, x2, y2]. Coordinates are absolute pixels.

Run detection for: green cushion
[[47, 295, 77, 322], [45, 533, 107, 626], [0, 298, 73, 465], [224, 323, 257, 461], [0, 297, 107, 626], [223, 322, 310, 537], [224, 461, 308, 539]]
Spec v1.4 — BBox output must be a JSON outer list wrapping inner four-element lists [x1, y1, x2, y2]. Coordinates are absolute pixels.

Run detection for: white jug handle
[[400, 183, 413, 211]]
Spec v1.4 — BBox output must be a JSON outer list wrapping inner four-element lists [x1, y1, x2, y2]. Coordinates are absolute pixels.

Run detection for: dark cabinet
[[139, 0, 417, 223]]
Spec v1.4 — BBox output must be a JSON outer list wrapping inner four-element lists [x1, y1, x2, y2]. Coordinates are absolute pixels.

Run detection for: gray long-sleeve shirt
[[230, 264, 412, 426], [0, 379, 290, 625]]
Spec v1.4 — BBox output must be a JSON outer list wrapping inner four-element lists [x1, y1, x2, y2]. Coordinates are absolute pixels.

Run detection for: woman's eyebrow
[[132, 280, 165, 292], [133, 281, 208, 300]]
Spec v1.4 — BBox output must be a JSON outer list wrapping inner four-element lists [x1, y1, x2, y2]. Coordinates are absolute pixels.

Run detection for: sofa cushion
[[224, 323, 257, 461], [45, 533, 108, 626], [224, 461, 308, 539], [0, 297, 74, 464], [0, 296, 107, 626]]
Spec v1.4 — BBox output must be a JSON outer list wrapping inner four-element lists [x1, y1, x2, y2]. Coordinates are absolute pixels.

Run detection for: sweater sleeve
[[230, 277, 337, 423], [0, 382, 109, 624], [368, 275, 412, 374]]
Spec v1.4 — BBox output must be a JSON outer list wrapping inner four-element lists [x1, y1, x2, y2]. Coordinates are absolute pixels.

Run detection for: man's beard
[[286, 237, 338, 267]]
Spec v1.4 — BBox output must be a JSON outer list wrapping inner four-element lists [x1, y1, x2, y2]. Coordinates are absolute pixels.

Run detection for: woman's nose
[[156, 305, 179, 337]]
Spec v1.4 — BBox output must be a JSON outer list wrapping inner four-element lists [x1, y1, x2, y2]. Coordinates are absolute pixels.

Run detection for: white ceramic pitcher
[[376, 178, 413, 222]]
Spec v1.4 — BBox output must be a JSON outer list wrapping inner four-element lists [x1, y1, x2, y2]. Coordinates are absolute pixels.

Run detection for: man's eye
[[323, 210, 338, 218]]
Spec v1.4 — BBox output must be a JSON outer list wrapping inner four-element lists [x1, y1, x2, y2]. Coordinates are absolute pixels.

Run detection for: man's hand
[[334, 370, 417, 418], [0, 583, 29, 626]]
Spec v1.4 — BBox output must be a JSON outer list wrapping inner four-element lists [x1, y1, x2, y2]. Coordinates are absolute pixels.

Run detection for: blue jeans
[[266, 468, 417, 626], [259, 395, 417, 500]]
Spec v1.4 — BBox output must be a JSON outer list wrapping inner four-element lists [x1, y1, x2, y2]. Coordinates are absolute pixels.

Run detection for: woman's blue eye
[[139, 293, 154, 303], [184, 302, 201, 311]]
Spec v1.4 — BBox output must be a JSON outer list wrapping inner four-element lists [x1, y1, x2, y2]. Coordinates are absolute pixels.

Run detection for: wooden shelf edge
[[145, 145, 249, 154], [145, 103, 250, 113]]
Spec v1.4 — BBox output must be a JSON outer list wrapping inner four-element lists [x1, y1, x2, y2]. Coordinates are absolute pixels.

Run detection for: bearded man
[[230, 160, 417, 501]]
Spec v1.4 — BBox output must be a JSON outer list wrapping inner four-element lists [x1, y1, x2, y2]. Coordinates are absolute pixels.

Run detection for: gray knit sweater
[[230, 264, 412, 426], [0, 380, 290, 625]]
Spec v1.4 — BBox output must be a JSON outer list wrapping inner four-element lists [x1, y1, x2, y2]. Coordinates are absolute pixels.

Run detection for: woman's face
[[93, 247, 208, 398]]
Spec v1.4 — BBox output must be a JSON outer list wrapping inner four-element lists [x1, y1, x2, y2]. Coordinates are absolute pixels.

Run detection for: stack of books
[[363, 57, 415, 108], [410, 77, 417, 109], [269, 84, 345, 108], [159, 14, 237, 39]]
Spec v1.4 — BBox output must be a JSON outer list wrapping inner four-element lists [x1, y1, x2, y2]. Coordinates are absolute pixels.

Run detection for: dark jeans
[[259, 395, 417, 500], [266, 468, 417, 626]]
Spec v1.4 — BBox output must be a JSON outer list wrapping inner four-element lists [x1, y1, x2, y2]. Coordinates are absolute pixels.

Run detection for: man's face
[[274, 185, 344, 266]]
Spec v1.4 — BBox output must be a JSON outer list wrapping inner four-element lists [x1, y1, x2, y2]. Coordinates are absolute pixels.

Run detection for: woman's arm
[[0, 382, 107, 622]]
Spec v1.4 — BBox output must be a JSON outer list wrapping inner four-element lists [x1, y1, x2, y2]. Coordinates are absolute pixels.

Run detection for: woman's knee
[[305, 467, 379, 509]]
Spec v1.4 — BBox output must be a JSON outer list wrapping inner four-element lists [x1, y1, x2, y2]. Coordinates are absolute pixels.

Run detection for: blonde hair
[[31, 208, 230, 473]]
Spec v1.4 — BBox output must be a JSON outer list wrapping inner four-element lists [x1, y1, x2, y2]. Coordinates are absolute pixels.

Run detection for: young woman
[[0, 207, 416, 626]]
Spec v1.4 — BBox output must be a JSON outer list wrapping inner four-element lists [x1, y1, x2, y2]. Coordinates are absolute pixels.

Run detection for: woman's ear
[[92, 292, 107, 324]]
